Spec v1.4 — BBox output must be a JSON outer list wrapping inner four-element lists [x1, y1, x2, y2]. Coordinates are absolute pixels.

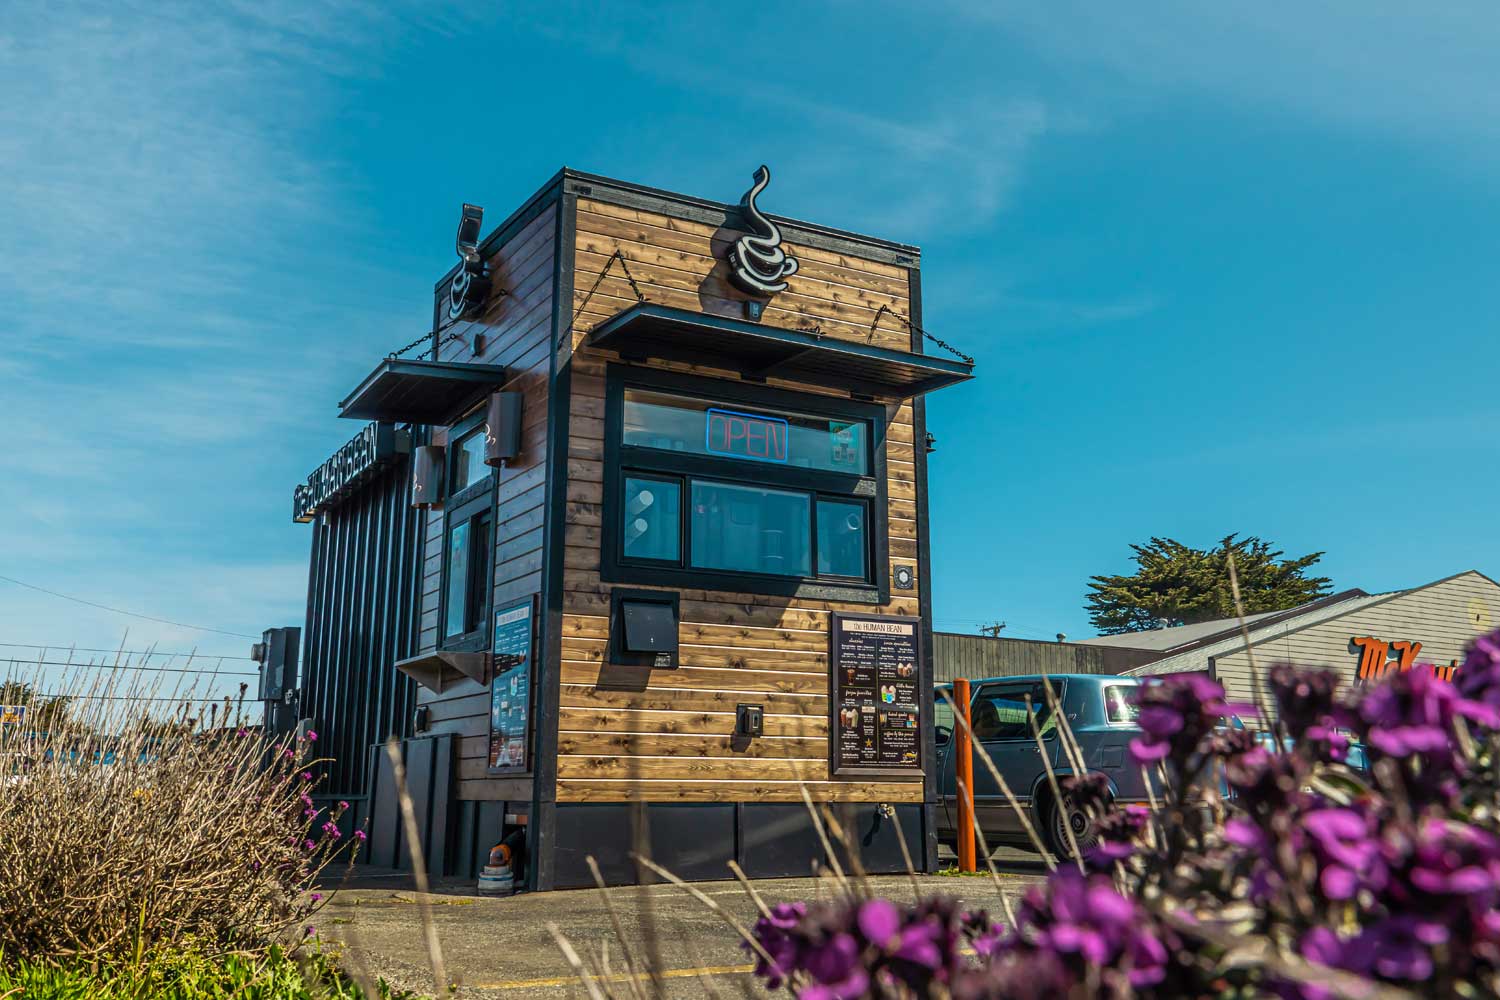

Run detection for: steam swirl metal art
[[727, 165, 800, 296]]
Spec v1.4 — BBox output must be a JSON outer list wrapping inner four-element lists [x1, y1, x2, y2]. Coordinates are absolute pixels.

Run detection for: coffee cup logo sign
[[448, 203, 491, 322], [1352, 635, 1459, 682], [727, 165, 800, 296]]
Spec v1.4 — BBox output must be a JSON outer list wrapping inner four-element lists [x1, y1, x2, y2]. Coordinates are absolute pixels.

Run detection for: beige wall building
[[1079, 571, 1499, 712]]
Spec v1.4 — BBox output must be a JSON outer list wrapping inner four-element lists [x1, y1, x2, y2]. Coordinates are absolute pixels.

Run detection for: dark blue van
[[935, 674, 1150, 858]]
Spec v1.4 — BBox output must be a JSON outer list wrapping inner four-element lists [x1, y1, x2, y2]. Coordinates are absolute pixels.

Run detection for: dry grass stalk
[[938, 688, 1057, 869], [587, 856, 649, 1000], [1025, 695, 1086, 872], [0, 659, 354, 962], [383, 738, 447, 996]]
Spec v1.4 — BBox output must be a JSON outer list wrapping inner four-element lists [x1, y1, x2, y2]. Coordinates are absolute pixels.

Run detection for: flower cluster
[[744, 628, 1500, 1000], [1127, 673, 1242, 766], [748, 895, 983, 998]]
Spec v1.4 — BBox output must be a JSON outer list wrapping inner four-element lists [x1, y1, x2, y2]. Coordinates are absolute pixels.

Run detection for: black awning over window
[[583, 304, 973, 400], [338, 359, 510, 425]]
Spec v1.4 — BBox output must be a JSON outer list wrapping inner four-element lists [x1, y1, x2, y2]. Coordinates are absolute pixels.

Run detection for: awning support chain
[[571, 249, 648, 331], [386, 287, 512, 361], [869, 303, 975, 367]]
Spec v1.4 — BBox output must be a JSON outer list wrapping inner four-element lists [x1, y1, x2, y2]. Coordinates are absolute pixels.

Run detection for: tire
[[1044, 792, 1104, 860]]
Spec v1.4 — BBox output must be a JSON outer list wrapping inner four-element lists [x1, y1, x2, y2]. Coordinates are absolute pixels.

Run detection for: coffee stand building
[[285, 168, 973, 889]]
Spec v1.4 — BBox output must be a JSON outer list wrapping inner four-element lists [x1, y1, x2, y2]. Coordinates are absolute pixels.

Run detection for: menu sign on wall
[[830, 613, 923, 776], [488, 598, 535, 772]]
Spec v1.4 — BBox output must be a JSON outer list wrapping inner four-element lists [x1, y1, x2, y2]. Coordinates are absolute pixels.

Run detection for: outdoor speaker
[[484, 391, 524, 467], [412, 444, 445, 508]]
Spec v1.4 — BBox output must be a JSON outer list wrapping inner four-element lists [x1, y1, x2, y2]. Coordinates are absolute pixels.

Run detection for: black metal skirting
[[550, 801, 931, 888]]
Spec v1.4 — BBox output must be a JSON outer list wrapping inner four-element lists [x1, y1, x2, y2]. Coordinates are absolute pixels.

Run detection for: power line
[[0, 642, 257, 661], [0, 658, 257, 677], [0, 574, 257, 640]]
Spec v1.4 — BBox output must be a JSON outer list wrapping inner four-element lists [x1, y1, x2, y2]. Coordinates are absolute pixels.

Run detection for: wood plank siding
[[1213, 571, 1500, 709], [414, 201, 556, 802], [555, 192, 927, 804]]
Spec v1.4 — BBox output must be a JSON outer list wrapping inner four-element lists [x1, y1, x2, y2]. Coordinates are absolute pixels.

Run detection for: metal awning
[[338, 359, 510, 424], [584, 304, 974, 399]]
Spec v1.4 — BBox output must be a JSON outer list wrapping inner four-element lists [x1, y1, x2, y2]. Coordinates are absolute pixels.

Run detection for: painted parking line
[[475, 963, 757, 991]]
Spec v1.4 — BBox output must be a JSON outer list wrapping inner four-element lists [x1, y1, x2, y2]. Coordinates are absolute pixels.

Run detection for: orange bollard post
[[954, 677, 977, 873]]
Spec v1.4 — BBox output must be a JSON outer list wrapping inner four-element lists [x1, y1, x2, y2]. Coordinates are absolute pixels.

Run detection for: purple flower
[[354, 829, 368, 843], [1344, 665, 1499, 760], [1406, 819, 1500, 899], [321, 821, 341, 839], [303, 839, 316, 852], [747, 901, 806, 988], [1303, 808, 1385, 900], [1086, 804, 1150, 869], [801, 932, 869, 999], [337, 800, 349, 811], [1128, 674, 1247, 766], [1269, 665, 1340, 740], [310, 892, 323, 904], [1457, 630, 1500, 725], [1007, 867, 1171, 988], [300, 771, 313, 782], [856, 899, 899, 946], [304, 729, 318, 742]]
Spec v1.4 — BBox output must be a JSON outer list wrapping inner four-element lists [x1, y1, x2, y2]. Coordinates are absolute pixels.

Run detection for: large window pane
[[444, 519, 471, 639], [623, 477, 680, 563], [449, 428, 488, 494], [690, 482, 811, 577], [623, 390, 868, 474], [817, 499, 867, 578]]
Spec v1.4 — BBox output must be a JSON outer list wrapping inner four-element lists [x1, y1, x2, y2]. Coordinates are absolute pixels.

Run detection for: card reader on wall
[[610, 588, 679, 668]]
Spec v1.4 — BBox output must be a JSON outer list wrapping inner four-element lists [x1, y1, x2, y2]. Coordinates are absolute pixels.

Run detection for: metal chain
[[571, 249, 647, 330], [387, 331, 433, 360], [869, 304, 975, 366]]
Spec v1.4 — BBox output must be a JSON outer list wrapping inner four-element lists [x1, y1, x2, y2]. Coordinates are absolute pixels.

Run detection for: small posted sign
[[0, 705, 27, 727]]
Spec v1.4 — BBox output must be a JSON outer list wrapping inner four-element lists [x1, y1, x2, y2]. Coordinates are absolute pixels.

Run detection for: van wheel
[[1044, 793, 1103, 860]]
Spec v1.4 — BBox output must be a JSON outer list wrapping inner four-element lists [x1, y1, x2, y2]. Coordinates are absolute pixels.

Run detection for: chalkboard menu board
[[488, 597, 535, 773], [830, 613, 923, 777]]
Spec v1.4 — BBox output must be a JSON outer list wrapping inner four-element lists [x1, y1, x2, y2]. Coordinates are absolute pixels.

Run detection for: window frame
[[602, 366, 890, 604], [438, 409, 497, 653]]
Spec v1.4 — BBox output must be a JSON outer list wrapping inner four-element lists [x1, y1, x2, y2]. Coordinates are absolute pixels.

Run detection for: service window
[[440, 411, 496, 650], [603, 369, 889, 603]]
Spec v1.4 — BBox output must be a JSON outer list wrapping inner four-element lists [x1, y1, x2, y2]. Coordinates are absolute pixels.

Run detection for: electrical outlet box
[[736, 704, 764, 738]]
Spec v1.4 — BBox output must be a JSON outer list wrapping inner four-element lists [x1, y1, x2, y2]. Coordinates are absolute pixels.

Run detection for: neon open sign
[[705, 408, 788, 464]]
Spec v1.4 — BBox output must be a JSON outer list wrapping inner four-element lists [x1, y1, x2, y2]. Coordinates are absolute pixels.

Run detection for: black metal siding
[[301, 451, 421, 797]]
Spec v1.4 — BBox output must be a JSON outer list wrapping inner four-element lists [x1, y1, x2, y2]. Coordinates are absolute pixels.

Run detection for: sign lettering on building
[[292, 422, 400, 523], [1351, 635, 1459, 682]]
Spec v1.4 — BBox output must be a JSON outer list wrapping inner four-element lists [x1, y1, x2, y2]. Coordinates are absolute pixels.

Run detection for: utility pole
[[979, 622, 1006, 639]]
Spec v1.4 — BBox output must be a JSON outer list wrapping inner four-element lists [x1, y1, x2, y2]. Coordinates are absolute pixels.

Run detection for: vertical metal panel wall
[[301, 452, 421, 798]]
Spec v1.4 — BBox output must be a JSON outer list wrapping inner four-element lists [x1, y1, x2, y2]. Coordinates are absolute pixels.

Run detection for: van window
[[971, 683, 1053, 741], [1103, 685, 1139, 724]]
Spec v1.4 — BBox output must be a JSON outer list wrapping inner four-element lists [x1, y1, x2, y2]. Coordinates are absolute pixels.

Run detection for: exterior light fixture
[[483, 391, 524, 468], [411, 444, 446, 509]]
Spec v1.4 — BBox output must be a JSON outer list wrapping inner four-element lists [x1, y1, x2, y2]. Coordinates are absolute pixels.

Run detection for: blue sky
[[1, 1, 1496, 692]]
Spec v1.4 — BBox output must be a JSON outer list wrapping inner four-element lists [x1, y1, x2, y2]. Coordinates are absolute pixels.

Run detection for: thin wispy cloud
[[946, 1, 1500, 152]]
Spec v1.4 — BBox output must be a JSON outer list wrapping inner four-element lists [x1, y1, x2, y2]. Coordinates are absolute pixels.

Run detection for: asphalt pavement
[[320, 849, 1047, 999]]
